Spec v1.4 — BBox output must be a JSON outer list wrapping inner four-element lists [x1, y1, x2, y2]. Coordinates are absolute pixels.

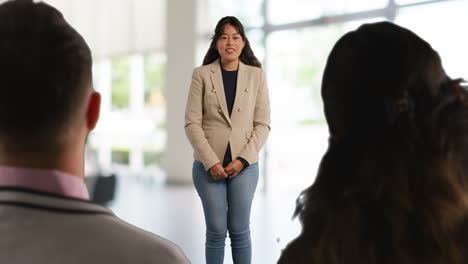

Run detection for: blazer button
[[245, 88, 249, 92], [218, 108, 222, 113], [212, 89, 215, 93]]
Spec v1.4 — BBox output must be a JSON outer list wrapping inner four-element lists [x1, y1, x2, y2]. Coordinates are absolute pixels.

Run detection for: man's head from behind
[[0, 0, 100, 168]]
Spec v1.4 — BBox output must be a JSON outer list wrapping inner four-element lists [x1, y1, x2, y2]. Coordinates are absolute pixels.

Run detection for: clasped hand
[[209, 160, 244, 180]]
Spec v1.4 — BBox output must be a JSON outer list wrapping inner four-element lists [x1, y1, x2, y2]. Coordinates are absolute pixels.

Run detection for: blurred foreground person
[[0, 1, 189, 263], [279, 21, 468, 264]]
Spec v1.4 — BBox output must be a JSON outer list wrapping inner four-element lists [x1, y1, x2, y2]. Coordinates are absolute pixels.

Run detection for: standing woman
[[185, 16, 270, 264]]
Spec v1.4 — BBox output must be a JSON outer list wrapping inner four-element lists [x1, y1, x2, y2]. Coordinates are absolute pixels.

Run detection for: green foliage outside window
[[293, 26, 347, 125], [144, 53, 166, 107], [111, 148, 130, 165], [143, 151, 165, 168], [111, 56, 130, 109]]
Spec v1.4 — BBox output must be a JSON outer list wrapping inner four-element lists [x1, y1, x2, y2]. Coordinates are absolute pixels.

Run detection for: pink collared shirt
[[0, 165, 89, 200]]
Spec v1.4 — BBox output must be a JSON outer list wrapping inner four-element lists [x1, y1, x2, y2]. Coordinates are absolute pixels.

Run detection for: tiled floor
[[107, 175, 303, 264]]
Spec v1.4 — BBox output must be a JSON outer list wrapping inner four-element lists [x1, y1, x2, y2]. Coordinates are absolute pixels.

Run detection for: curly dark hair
[[279, 21, 468, 264], [202, 16, 261, 68]]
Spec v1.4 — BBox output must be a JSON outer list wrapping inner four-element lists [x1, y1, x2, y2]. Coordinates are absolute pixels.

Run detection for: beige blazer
[[0, 188, 190, 264], [185, 59, 271, 170]]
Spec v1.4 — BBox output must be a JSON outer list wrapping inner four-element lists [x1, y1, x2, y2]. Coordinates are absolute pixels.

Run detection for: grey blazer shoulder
[[185, 59, 271, 170], [0, 188, 190, 264]]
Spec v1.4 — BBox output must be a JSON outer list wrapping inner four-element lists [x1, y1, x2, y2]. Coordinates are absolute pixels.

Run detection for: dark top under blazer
[[221, 67, 249, 168], [221, 67, 237, 167]]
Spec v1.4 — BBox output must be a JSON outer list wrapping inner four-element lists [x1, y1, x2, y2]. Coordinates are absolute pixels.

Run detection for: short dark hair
[[0, 0, 92, 146], [202, 16, 261, 68]]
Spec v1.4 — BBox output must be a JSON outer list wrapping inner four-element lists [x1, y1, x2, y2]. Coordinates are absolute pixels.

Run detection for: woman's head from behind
[[322, 21, 454, 142], [320, 22, 468, 198], [283, 21, 468, 264], [203, 16, 261, 68]]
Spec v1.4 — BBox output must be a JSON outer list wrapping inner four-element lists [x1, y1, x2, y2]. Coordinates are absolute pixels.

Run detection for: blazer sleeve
[[238, 70, 271, 164], [184, 68, 220, 170]]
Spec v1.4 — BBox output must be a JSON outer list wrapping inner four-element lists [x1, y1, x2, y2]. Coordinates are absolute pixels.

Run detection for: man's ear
[[86, 91, 101, 131]]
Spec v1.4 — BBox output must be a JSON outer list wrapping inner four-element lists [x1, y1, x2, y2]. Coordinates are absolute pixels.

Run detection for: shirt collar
[[0, 165, 89, 200]]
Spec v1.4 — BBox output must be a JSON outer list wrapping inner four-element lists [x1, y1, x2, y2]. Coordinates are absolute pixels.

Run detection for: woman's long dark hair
[[202, 16, 261, 68], [279, 22, 468, 264]]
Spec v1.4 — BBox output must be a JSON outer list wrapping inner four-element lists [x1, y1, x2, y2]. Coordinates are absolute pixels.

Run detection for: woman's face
[[216, 24, 245, 65]]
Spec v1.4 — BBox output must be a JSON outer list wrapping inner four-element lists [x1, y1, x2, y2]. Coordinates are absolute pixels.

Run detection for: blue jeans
[[193, 160, 259, 264]]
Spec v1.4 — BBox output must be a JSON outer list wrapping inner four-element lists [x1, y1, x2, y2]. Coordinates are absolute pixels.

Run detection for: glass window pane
[[111, 149, 130, 165], [208, 0, 263, 28], [246, 29, 265, 64], [396, 0, 432, 5], [143, 151, 164, 167], [144, 53, 166, 108], [324, 0, 389, 16], [111, 56, 130, 110], [266, 18, 385, 193], [268, 0, 388, 25], [195, 37, 211, 67], [266, 27, 341, 193], [395, 0, 468, 79]]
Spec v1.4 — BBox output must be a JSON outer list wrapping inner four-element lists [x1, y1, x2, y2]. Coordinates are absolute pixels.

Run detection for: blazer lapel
[[231, 61, 248, 120], [210, 60, 231, 125]]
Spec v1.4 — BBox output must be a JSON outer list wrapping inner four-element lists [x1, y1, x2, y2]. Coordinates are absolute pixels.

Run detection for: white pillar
[[165, 0, 197, 184]]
